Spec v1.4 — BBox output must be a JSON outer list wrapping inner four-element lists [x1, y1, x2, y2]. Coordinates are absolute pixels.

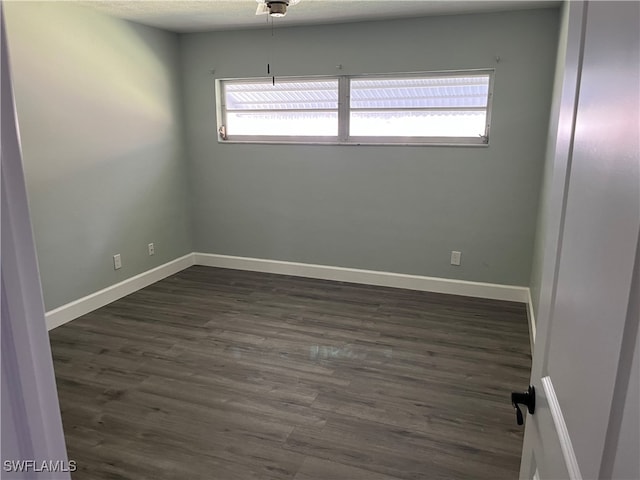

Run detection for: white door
[[519, 1, 639, 479]]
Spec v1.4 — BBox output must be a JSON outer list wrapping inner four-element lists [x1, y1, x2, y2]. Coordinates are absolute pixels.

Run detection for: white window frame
[[216, 69, 494, 146]]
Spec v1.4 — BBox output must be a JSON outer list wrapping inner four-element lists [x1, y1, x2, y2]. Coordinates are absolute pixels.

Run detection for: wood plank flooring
[[49, 266, 532, 480]]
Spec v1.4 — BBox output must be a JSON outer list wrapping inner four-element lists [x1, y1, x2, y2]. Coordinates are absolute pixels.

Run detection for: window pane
[[350, 110, 487, 137], [224, 79, 339, 136], [350, 76, 489, 109], [227, 112, 338, 136], [350, 75, 489, 139], [225, 80, 338, 111]]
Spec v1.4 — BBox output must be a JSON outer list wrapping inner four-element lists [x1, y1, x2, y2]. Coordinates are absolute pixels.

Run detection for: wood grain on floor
[[49, 266, 531, 480]]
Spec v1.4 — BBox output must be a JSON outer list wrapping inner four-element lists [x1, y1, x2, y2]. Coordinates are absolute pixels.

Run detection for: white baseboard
[[193, 253, 530, 303], [527, 290, 537, 352], [45, 253, 195, 330], [47, 252, 531, 331]]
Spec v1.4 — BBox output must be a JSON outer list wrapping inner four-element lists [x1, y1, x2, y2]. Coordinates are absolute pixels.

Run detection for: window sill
[[217, 139, 490, 147]]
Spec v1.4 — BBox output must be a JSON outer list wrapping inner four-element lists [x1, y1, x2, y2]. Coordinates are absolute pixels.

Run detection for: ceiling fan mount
[[256, 0, 301, 17]]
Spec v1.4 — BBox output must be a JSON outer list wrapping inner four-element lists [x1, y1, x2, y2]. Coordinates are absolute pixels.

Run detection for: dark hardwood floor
[[49, 266, 531, 480]]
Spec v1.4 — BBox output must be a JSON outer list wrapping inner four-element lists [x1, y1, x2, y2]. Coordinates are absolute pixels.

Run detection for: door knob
[[511, 385, 535, 425]]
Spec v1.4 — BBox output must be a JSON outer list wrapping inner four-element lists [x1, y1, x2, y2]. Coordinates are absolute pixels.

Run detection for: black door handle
[[511, 385, 535, 425]]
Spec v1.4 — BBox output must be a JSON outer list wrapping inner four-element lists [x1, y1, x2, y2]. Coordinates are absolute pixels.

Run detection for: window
[[217, 70, 493, 145], [222, 78, 339, 139]]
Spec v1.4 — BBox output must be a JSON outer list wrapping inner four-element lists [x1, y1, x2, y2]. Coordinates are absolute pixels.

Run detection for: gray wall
[[4, 2, 192, 311], [4, 5, 560, 312], [181, 8, 559, 287]]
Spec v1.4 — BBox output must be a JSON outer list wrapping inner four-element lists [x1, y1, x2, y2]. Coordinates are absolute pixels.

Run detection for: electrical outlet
[[450, 250, 461, 266], [113, 254, 122, 270], [148, 243, 155, 256]]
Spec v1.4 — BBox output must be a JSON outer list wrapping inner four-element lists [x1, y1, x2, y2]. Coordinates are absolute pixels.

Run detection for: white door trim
[[541, 376, 583, 480]]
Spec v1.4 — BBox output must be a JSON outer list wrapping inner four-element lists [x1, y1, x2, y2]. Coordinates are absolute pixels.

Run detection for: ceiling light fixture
[[256, 0, 301, 17], [268, 1, 287, 17]]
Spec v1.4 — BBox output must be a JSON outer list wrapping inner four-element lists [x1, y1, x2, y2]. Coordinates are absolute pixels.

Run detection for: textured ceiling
[[79, 0, 561, 33]]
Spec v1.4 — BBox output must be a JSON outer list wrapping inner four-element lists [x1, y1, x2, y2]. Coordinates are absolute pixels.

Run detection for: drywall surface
[[181, 8, 559, 286], [4, 2, 192, 311]]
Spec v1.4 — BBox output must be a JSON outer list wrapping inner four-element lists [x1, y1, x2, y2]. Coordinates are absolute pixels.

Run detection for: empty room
[[1, 1, 638, 479]]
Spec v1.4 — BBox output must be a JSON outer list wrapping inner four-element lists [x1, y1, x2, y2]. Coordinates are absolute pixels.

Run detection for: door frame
[[1, 6, 70, 477], [520, 5, 586, 478]]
